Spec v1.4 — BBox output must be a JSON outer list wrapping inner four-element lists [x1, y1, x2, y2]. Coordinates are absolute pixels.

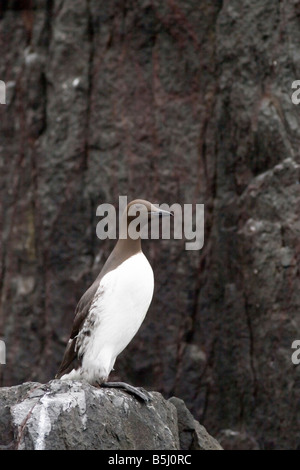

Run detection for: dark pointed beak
[[150, 209, 173, 218]]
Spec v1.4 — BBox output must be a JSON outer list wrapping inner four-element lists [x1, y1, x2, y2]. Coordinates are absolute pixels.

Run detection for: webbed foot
[[101, 381, 151, 403]]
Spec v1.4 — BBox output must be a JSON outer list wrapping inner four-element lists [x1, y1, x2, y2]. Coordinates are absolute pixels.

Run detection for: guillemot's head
[[120, 199, 173, 239], [127, 199, 172, 220]]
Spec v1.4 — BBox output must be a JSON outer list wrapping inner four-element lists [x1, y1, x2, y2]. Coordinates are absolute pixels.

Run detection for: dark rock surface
[[0, 380, 221, 450], [0, 0, 300, 450], [169, 396, 222, 450], [217, 429, 260, 451]]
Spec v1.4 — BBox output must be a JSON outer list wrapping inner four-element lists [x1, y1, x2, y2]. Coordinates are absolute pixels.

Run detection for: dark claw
[[101, 381, 151, 403]]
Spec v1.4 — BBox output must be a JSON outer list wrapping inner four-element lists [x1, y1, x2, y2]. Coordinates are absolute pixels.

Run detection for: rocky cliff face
[[0, 380, 222, 450], [0, 0, 300, 450]]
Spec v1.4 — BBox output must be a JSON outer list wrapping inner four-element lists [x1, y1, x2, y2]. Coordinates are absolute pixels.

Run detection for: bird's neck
[[114, 214, 143, 258], [114, 237, 142, 258]]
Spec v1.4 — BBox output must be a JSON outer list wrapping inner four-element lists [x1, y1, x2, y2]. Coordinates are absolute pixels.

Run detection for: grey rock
[[0, 380, 220, 450], [169, 397, 222, 450]]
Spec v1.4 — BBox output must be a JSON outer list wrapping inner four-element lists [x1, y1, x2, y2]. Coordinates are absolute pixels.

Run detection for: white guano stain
[[12, 385, 87, 450], [35, 395, 52, 450]]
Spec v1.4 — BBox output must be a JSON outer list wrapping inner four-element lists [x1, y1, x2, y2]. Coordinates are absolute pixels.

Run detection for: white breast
[[77, 252, 154, 383]]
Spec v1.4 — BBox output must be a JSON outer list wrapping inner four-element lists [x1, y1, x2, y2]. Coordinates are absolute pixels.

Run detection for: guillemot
[[56, 199, 172, 401]]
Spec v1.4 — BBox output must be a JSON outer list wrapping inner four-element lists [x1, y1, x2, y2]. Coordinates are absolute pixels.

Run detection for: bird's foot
[[100, 381, 151, 403]]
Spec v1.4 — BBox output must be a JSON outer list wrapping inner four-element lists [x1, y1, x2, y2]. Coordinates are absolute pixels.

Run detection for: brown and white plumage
[[56, 199, 171, 387]]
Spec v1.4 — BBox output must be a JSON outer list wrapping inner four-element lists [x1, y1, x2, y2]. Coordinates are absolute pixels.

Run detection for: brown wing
[[55, 245, 123, 378], [55, 280, 100, 378]]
